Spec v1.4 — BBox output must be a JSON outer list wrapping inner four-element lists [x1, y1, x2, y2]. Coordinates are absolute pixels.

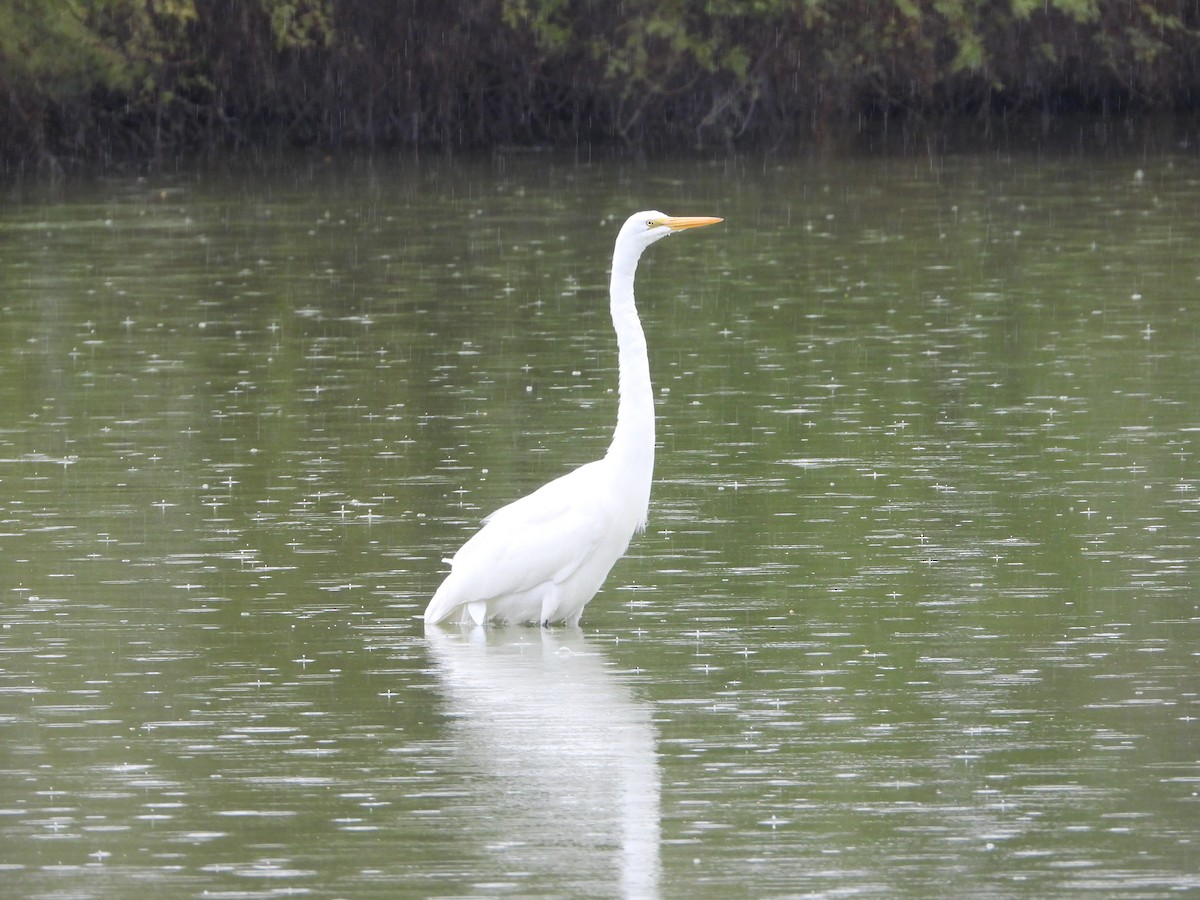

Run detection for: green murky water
[[1, 149, 1197, 897]]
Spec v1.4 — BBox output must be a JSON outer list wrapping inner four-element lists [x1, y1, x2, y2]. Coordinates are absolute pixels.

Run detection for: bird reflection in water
[[423, 625, 661, 897]]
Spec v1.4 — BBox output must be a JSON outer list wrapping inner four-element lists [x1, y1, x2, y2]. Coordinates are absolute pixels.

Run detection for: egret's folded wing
[[424, 464, 609, 622]]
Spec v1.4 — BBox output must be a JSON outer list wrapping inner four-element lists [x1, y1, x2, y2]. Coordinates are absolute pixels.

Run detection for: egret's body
[[424, 211, 722, 627]]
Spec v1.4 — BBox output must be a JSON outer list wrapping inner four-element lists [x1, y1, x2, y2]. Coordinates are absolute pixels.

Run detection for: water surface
[[1, 150, 1197, 896]]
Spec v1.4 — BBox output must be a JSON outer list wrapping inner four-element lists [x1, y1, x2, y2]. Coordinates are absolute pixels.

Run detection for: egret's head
[[619, 210, 723, 250]]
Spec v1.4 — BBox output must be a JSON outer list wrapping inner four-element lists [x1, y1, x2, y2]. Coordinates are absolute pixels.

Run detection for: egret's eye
[[646, 219, 657, 228]]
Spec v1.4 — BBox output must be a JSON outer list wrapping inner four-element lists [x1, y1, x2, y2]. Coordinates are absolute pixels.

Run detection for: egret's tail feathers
[[423, 583, 459, 625]]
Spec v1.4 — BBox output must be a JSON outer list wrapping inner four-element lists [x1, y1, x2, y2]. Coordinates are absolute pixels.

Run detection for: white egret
[[423, 211, 723, 627]]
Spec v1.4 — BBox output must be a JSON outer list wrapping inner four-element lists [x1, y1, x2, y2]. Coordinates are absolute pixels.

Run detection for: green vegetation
[[3, 0, 1200, 168]]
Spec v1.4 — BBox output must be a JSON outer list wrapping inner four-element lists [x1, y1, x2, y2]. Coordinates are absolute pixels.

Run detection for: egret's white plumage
[[424, 211, 723, 627]]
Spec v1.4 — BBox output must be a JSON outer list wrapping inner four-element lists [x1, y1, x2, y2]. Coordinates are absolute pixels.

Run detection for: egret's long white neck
[[606, 242, 655, 519]]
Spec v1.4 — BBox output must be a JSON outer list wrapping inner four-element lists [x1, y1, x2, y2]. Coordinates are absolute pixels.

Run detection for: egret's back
[[424, 459, 638, 626]]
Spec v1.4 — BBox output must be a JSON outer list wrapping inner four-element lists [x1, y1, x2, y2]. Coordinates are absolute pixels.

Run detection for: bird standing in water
[[424, 211, 723, 627]]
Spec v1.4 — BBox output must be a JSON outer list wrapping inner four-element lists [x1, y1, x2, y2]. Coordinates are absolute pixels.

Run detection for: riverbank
[[6, 1, 1200, 174]]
